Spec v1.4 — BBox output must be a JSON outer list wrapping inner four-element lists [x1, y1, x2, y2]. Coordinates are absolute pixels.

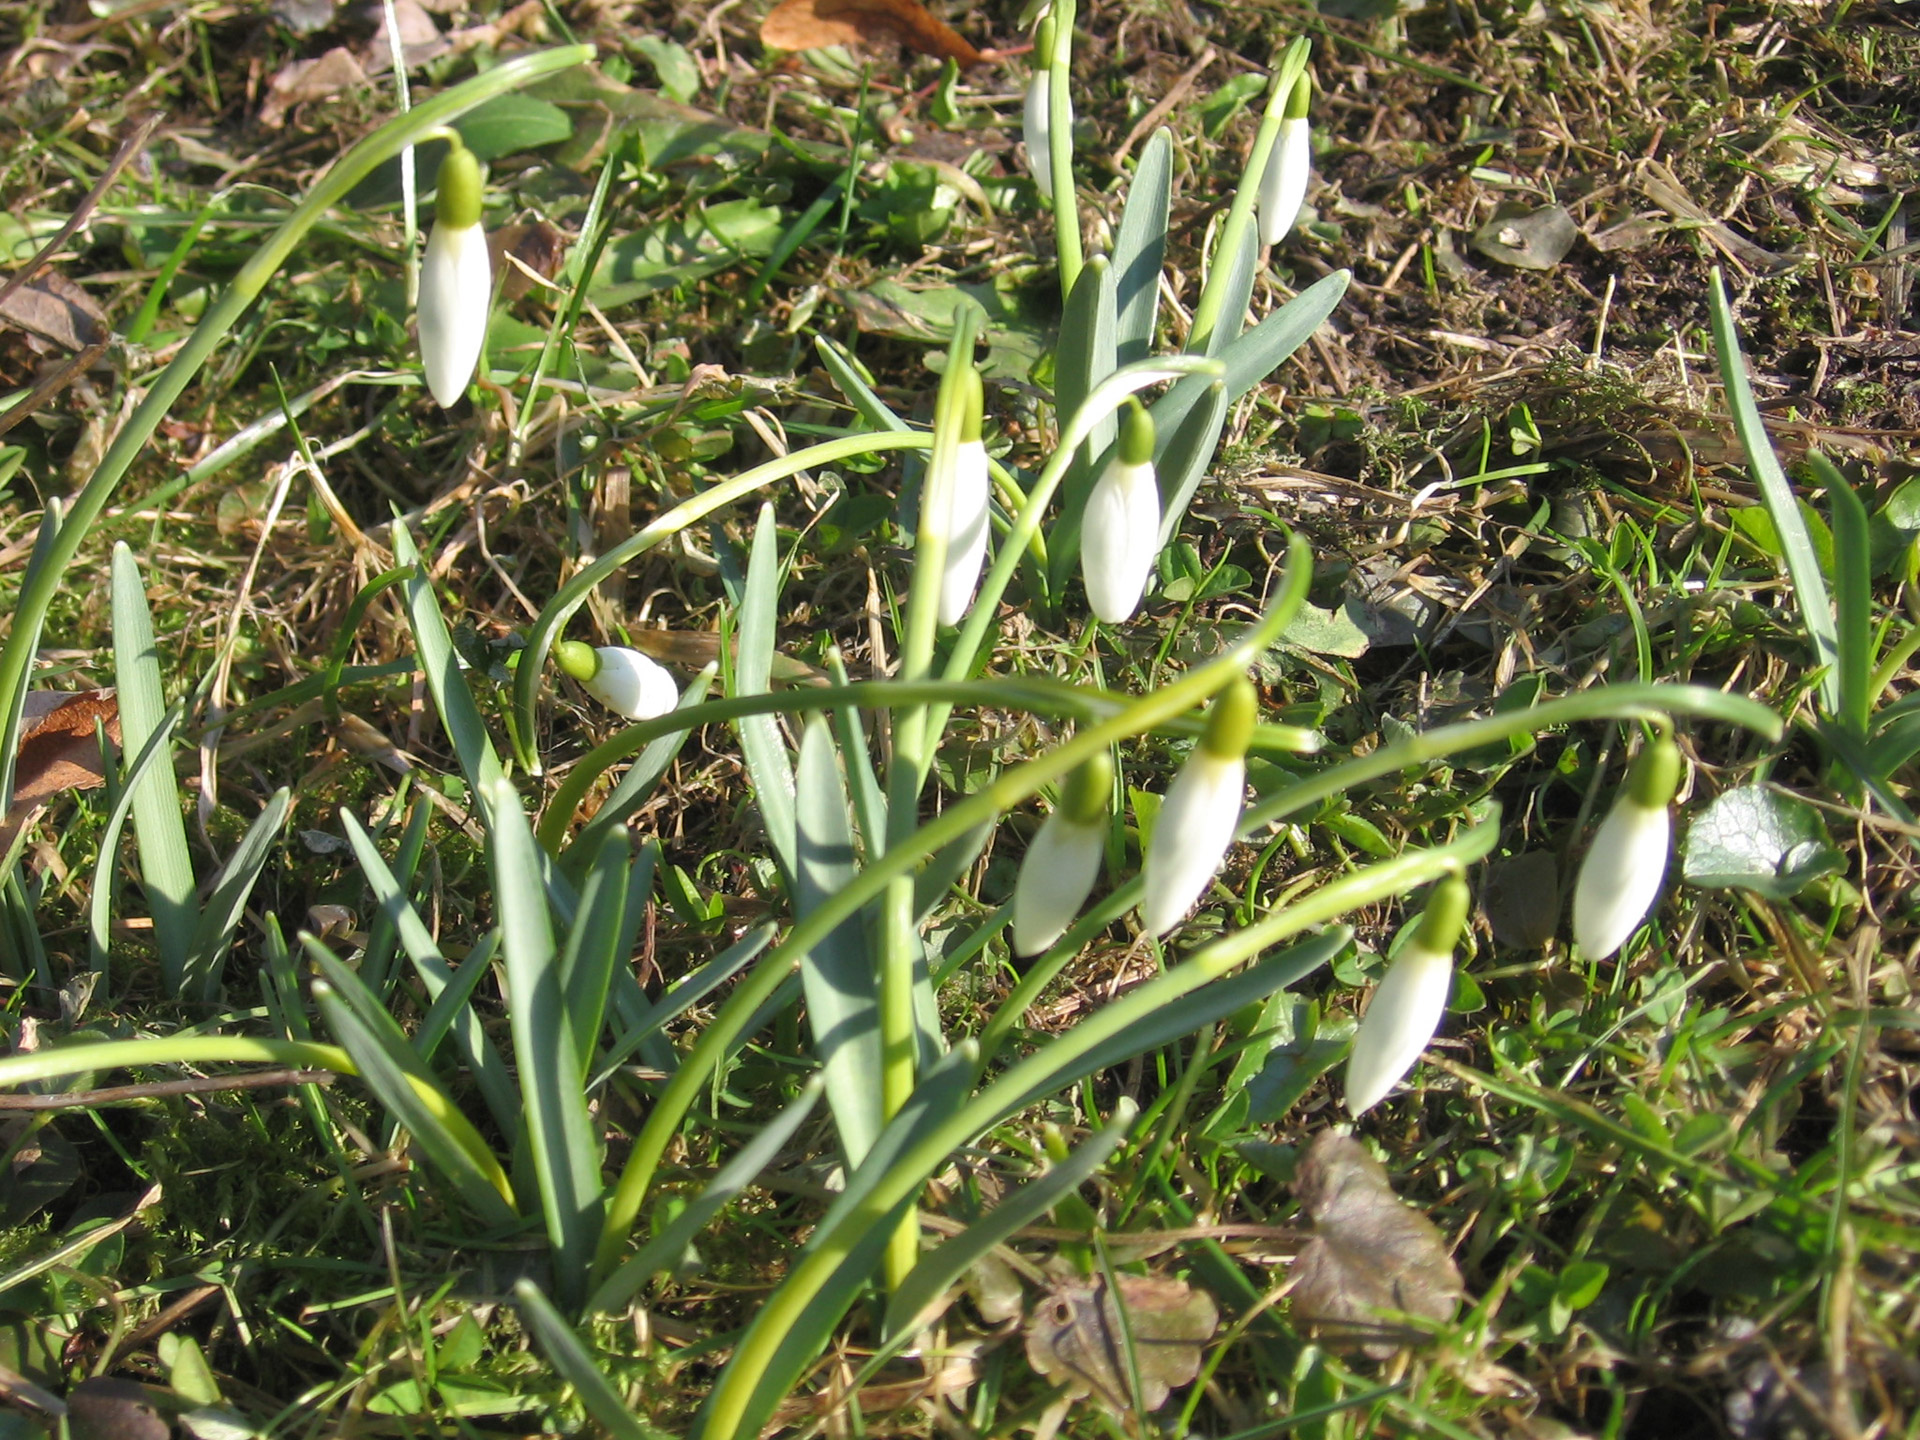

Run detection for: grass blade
[[356, 794, 432, 1001], [1707, 267, 1840, 715], [488, 773, 606, 1311], [513, 1279, 668, 1440], [588, 1076, 824, 1314], [182, 786, 290, 1002], [111, 542, 197, 994]]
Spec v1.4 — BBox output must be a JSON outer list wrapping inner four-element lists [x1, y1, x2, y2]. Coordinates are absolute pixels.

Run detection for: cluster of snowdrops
[[406, 63, 1682, 1121]]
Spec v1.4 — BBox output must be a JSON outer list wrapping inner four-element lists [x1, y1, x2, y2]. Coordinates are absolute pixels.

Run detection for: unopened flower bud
[[1256, 75, 1311, 248], [1142, 676, 1255, 936], [1012, 752, 1113, 956], [1344, 875, 1468, 1115], [417, 141, 492, 408], [1571, 735, 1681, 959], [556, 641, 678, 721], [1081, 399, 1160, 623]]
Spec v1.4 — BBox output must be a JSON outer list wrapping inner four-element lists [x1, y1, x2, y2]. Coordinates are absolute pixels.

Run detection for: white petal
[[583, 647, 679, 721], [418, 221, 492, 408], [1344, 942, 1453, 1115], [1012, 812, 1105, 956], [1142, 751, 1244, 936], [937, 439, 991, 627], [1256, 117, 1311, 247], [1023, 72, 1057, 201], [1571, 798, 1670, 959], [1080, 458, 1161, 623]]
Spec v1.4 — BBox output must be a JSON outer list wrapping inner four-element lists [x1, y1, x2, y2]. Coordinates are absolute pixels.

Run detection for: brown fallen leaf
[[0, 271, 110, 352], [490, 221, 568, 302], [1024, 1272, 1218, 1412], [760, 0, 982, 68], [1, 689, 121, 865], [258, 46, 370, 128], [1288, 1131, 1463, 1355]]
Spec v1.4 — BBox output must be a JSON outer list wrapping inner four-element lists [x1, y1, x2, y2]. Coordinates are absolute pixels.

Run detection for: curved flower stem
[[1046, 0, 1082, 295], [0, 45, 596, 816], [509, 430, 934, 773]]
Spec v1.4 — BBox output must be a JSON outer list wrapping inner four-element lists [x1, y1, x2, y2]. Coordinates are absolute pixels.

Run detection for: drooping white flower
[[555, 641, 678, 721], [1572, 735, 1681, 960], [417, 141, 492, 408], [1080, 399, 1160, 623], [933, 364, 990, 627], [1023, 17, 1068, 202], [1344, 875, 1468, 1115], [1013, 752, 1113, 956], [1142, 677, 1254, 936], [1255, 76, 1311, 248]]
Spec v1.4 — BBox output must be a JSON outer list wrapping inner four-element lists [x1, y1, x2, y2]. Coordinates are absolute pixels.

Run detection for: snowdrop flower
[[1344, 875, 1468, 1115], [1572, 734, 1681, 960], [555, 641, 678, 721], [1023, 16, 1067, 202], [1143, 676, 1254, 936], [1080, 400, 1160, 623], [417, 140, 492, 408], [1256, 74, 1311, 248], [933, 364, 990, 627], [1013, 752, 1113, 956]]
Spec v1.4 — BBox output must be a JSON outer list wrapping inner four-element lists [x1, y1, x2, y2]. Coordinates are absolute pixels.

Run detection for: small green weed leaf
[[1197, 72, 1267, 138], [0, 1127, 78, 1226], [158, 1332, 222, 1405], [1554, 1259, 1609, 1312], [1470, 204, 1577, 270], [1482, 851, 1560, 949], [591, 201, 785, 308], [1681, 786, 1844, 899], [1281, 599, 1371, 658], [1672, 1111, 1731, 1155], [635, 36, 700, 103], [456, 95, 574, 159]]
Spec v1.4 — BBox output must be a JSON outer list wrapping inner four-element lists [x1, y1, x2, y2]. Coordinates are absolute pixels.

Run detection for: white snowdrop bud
[[1080, 399, 1160, 624], [1571, 735, 1681, 960], [1142, 676, 1254, 936], [1256, 75, 1311, 248], [416, 141, 493, 408], [1345, 875, 1468, 1116], [1012, 752, 1113, 956], [556, 641, 679, 721]]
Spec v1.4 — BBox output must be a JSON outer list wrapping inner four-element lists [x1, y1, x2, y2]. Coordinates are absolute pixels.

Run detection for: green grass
[[1, 0, 1918, 1436]]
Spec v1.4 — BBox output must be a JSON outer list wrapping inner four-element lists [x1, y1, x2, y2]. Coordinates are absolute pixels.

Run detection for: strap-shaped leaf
[[796, 717, 884, 1166], [1114, 131, 1171, 366], [88, 704, 181, 977], [182, 787, 291, 1002], [554, 669, 715, 868], [488, 774, 605, 1310], [341, 810, 522, 1147], [306, 940, 517, 1227], [391, 520, 505, 805], [111, 543, 196, 993], [732, 504, 797, 876], [514, 1280, 669, 1440]]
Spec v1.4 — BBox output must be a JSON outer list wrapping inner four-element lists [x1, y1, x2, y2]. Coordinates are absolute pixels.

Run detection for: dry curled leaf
[[1023, 1272, 1218, 1412], [64, 1377, 170, 1440], [0, 271, 110, 352], [760, 0, 982, 68], [258, 46, 369, 128], [1288, 1131, 1463, 1356], [1, 689, 121, 863]]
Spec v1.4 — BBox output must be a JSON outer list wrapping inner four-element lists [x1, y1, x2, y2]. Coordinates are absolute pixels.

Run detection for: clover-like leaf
[[1681, 786, 1844, 900]]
